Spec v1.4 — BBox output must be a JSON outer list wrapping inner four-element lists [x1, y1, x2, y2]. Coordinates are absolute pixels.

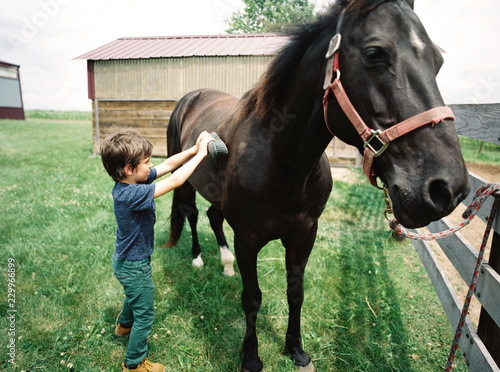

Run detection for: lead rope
[[387, 183, 500, 371]]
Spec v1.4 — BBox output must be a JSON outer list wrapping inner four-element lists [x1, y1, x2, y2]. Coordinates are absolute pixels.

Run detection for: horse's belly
[[188, 158, 224, 208]]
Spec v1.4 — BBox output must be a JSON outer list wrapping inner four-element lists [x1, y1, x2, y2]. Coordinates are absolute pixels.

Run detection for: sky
[[1, 0, 499, 111]]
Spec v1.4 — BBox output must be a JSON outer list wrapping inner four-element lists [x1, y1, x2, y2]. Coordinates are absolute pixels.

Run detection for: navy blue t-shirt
[[112, 168, 157, 261]]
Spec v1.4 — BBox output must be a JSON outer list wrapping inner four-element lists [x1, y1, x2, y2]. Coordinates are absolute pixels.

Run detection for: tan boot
[[122, 357, 165, 372], [115, 324, 132, 337]]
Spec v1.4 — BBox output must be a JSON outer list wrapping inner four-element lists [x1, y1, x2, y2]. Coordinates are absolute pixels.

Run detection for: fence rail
[[408, 103, 500, 371]]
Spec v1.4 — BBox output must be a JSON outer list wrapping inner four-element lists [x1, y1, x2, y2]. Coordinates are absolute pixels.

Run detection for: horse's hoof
[[192, 255, 204, 268], [223, 265, 235, 276], [241, 356, 263, 372], [296, 362, 315, 372], [220, 246, 235, 276]]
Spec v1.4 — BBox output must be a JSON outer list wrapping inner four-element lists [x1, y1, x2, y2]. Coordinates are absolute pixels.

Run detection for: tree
[[226, 0, 315, 34]]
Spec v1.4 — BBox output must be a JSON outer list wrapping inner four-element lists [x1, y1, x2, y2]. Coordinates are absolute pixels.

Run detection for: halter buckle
[[325, 34, 341, 59], [364, 130, 389, 157]]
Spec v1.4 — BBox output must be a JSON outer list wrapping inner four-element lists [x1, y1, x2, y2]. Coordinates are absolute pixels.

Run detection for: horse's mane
[[238, 0, 395, 122]]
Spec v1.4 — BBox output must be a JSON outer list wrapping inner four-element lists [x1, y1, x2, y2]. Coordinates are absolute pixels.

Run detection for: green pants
[[112, 252, 155, 365]]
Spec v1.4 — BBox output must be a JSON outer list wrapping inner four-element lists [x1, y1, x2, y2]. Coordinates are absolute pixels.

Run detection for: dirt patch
[[465, 162, 500, 183]]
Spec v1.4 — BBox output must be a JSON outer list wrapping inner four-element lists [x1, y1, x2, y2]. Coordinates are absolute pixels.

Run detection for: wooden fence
[[409, 104, 500, 371]]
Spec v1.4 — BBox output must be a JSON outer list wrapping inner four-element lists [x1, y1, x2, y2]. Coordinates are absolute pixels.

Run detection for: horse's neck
[[267, 54, 334, 181], [270, 95, 332, 182]]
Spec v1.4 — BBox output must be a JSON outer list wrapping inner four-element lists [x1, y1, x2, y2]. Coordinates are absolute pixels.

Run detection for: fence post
[[477, 229, 500, 366]]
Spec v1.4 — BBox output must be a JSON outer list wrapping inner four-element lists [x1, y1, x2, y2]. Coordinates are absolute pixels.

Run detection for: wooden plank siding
[[91, 55, 273, 157], [92, 99, 177, 156], [92, 98, 362, 165], [90, 54, 362, 163], [93, 97, 362, 165], [90, 55, 361, 165]]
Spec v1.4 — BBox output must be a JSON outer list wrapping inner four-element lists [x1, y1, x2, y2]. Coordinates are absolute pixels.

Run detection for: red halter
[[322, 33, 455, 187]]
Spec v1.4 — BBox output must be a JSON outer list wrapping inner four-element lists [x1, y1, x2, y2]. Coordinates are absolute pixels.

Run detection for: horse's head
[[324, 0, 471, 228]]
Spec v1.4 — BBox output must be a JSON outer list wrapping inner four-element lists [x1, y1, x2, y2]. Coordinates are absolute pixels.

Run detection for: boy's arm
[[153, 136, 211, 199], [153, 146, 197, 179], [153, 131, 212, 179]]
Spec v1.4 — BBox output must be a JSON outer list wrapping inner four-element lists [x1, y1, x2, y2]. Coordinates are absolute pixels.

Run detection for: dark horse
[[165, 0, 471, 370]]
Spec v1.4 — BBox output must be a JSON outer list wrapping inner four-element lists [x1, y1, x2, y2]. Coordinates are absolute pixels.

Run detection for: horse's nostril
[[428, 179, 453, 213]]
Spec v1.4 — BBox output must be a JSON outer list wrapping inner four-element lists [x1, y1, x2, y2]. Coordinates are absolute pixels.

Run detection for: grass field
[[458, 136, 500, 166], [25, 110, 92, 121], [0, 118, 469, 371]]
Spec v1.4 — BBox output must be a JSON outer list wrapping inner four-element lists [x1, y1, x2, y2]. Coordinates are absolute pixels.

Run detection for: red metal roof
[[0, 60, 20, 68], [75, 34, 289, 60]]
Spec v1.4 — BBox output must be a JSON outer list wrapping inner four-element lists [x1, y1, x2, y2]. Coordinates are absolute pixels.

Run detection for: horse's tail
[[165, 187, 185, 247], [165, 102, 186, 248]]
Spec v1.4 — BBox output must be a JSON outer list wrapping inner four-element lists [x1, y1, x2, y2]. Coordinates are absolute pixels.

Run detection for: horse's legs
[[234, 233, 265, 372], [207, 206, 235, 276], [281, 223, 318, 371], [177, 183, 203, 268]]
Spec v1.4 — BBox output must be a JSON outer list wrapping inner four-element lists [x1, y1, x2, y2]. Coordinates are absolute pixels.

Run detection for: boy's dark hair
[[100, 129, 153, 183]]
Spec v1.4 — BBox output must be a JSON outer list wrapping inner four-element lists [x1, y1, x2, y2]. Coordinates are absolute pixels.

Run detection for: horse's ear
[[403, 0, 415, 9]]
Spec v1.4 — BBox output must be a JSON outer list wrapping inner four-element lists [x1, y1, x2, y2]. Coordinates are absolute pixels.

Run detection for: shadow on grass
[[330, 228, 412, 371], [154, 218, 305, 371], [149, 179, 446, 371], [154, 224, 244, 370]]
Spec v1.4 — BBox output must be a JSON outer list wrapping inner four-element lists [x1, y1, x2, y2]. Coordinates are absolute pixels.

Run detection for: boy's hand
[[154, 132, 215, 198], [197, 132, 214, 157], [197, 132, 215, 157], [196, 131, 210, 146]]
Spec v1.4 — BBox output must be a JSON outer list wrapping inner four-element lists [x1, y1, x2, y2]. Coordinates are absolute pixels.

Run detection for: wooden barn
[[0, 61, 25, 120], [76, 34, 359, 164]]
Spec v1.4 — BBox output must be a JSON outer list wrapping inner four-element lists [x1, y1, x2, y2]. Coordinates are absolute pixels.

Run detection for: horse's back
[[171, 89, 239, 151]]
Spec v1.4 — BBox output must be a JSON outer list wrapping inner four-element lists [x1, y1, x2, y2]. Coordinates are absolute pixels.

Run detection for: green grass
[[25, 110, 92, 121], [459, 136, 500, 165], [0, 118, 467, 371]]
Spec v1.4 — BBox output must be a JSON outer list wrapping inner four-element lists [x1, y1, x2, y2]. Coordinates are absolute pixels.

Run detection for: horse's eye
[[363, 47, 388, 64]]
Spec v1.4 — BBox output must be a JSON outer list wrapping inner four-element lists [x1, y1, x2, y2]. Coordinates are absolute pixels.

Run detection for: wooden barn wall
[[91, 56, 360, 165], [93, 98, 361, 165], [93, 100, 176, 156], [93, 56, 273, 100]]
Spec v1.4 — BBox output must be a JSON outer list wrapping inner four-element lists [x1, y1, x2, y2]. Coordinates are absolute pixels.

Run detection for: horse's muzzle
[[390, 175, 471, 228]]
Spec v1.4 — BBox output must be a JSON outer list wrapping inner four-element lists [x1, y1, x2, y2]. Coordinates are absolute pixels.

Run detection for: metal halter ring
[[364, 130, 389, 157]]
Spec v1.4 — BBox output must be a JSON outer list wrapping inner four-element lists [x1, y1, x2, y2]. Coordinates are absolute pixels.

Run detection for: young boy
[[100, 129, 213, 372]]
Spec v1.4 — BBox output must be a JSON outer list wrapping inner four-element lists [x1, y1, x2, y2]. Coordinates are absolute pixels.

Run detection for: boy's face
[[127, 157, 153, 184]]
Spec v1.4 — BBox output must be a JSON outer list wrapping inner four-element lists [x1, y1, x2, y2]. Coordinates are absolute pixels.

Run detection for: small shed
[[0, 61, 25, 120], [76, 34, 359, 165], [75, 34, 288, 156]]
